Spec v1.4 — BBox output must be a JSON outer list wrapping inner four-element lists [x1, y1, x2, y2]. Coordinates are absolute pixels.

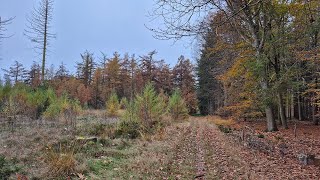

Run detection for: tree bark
[[41, 1, 48, 82], [312, 104, 318, 125], [266, 105, 277, 131], [286, 92, 289, 119], [223, 83, 228, 107], [278, 92, 288, 129], [291, 93, 295, 120], [261, 80, 278, 131], [298, 93, 302, 121]]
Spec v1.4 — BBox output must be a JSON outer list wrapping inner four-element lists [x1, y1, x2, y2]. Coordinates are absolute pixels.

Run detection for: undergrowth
[[0, 155, 21, 179]]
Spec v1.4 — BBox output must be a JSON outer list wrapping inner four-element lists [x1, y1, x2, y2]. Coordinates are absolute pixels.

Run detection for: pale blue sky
[[0, 0, 194, 75]]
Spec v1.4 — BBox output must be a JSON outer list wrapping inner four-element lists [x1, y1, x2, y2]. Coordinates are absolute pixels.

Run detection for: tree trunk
[[41, 1, 49, 83], [223, 83, 228, 106], [278, 105, 282, 126], [278, 92, 288, 129], [286, 92, 289, 118], [313, 76, 319, 125], [298, 93, 302, 121], [291, 92, 295, 120], [312, 105, 318, 125], [266, 105, 277, 131], [261, 81, 278, 131]]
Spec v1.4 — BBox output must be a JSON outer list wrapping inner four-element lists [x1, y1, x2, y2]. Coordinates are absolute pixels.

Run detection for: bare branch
[[0, 16, 15, 43]]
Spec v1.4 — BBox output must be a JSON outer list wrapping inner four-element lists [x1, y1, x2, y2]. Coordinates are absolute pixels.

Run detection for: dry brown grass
[[82, 109, 106, 118], [82, 109, 125, 119], [207, 115, 236, 126], [117, 109, 126, 117], [44, 144, 76, 177]]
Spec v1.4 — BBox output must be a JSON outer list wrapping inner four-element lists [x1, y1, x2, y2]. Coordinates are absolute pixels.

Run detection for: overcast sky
[[0, 0, 195, 75]]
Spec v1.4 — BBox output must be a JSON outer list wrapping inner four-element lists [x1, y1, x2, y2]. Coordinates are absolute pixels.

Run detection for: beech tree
[[151, 0, 290, 131], [25, 0, 55, 82]]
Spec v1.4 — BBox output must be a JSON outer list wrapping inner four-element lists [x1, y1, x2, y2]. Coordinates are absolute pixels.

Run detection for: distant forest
[[1, 51, 197, 113]]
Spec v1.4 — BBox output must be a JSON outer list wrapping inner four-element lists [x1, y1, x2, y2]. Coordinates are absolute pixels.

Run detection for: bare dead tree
[[24, 0, 55, 83], [2, 60, 28, 84]]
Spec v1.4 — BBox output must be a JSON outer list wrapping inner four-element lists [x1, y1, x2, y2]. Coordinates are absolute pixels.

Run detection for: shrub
[[168, 89, 188, 121], [122, 100, 139, 122], [134, 83, 166, 133], [211, 117, 235, 126], [116, 120, 140, 139], [257, 134, 265, 138], [26, 88, 50, 119], [88, 123, 116, 138], [103, 124, 117, 139], [2, 95, 19, 117], [88, 124, 107, 136], [44, 143, 76, 177], [1, 84, 29, 117], [106, 91, 120, 117], [0, 155, 21, 179], [216, 101, 263, 119], [217, 125, 232, 134], [43, 93, 82, 123], [119, 97, 128, 109], [120, 84, 168, 136], [98, 138, 112, 146]]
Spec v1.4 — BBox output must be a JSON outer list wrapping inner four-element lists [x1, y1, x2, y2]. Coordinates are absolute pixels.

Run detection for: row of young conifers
[[0, 82, 189, 137]]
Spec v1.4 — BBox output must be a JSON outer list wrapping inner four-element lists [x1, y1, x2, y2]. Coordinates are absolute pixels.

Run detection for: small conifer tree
[[106, 91, 120, 117], [168, 89, 188, 121], [135, 83, 166, 132]]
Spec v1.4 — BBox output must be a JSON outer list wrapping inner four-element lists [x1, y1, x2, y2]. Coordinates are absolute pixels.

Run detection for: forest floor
[[0, 114, 320, 179]]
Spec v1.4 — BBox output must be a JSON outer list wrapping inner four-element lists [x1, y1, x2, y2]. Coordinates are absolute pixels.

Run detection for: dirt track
[[165, 118, 252, 179], [163, 117, 320, 180]]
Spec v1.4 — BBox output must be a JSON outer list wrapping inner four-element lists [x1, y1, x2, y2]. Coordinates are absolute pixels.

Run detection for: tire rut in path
[[195, 121, 206, 180], [166, 118, 253, 179], [166, 119, 208, 179], [203, 120, 252, 179]]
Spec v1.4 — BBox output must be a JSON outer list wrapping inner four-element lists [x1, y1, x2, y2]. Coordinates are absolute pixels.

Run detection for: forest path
[[165, 117, 254, 179]]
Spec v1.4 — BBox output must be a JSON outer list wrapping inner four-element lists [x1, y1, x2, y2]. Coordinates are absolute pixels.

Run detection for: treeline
[[197, 1, 319, 130], [1, 50, 197, 113]]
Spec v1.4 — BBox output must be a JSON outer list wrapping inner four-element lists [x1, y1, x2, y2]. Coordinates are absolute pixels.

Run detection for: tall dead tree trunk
[[25, 0, 55, 83], [41, 2, 48, 82]]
